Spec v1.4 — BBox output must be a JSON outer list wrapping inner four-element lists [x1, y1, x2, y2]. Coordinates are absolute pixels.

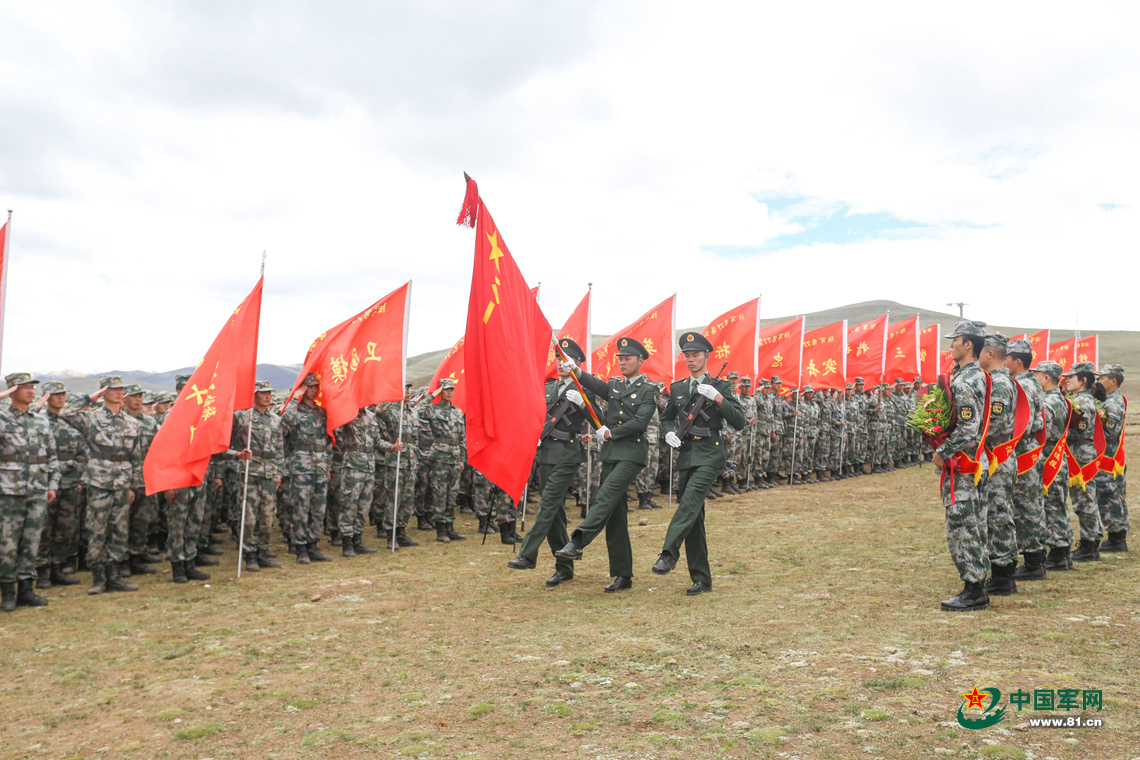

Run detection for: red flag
[[430, 336, 466, 410], [1014, 329, 1050, 366], [919, 323, 941, 383], [0, 213, 10, 371], [846, 314, 888, 382], [284, 282, 411, 434], [1048, 338, 1076, 372], [457, 176, 552, 501], [757, 317, 804, 388], [940, 349, 954, 375], [545, 289, 591, 378], [801, 320, 847, 391], [884, 316, 920, 381], [673, 298, 760, 380], [592, 295, 675, 383], [144, 278, 263, 494], [1076, 334, 1098, 366]]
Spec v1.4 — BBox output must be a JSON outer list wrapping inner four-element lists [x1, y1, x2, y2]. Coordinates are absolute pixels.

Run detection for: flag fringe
[[456, 175, 481, 228]]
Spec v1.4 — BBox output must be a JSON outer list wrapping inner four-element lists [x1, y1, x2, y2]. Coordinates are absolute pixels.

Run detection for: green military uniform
[[1094, 364, 1128, 551], [221, 381, 284, 567], [372, 390, 421, 548], [1064, 362, 1103, 561], [415, 377, 467, 542], [1006, 340, 1048, 579], [281, 374, 333, 562], [1033, 362, 1074, 569], [36, 383, 88, 587], [124, 384, 160, 574], [330, 406, 378, 556]]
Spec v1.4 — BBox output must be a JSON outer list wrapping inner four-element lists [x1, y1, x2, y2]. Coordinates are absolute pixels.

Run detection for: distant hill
[[37, 364, 304, 394]]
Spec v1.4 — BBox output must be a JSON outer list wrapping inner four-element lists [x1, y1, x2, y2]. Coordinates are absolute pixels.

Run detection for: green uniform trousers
[[86, 485, 132, 567], [570, 460, 641, 579], [663, 464, 718, 586], [519, 463, 574, 574], [0, 493, 47, 583]]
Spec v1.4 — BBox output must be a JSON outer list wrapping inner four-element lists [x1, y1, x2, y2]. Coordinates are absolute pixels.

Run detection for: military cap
[[302, 373, 320, 387], [438, 377, 456, 390], [1032, 361, 1063, 380], [946, 320, 987, 339], [678, 331, 714, 353], [143, 392, 159, 404], [123, 383, 144, 396], [758, 378, 770, 387], [853, 377, 865, 384], [405, 382, 413, 388], [1007, 339, 1033, 355], [254, 380, 274, 393], [1096, 363, 1125, 379], [1063, 361, 1096, 377], [802, 384, 814, 393], [983, 332, 1009, 352], [913, 376, 923, 383], [903, 382, 913, 389], [740, 376, 752, 386], [41, 381, 66, 394], [174, 374, 191, 384], [770, 375, 782, 383], [893, 377, 903, 384], [160, 392, 177, 404], [557, 338, 587, 363], [845, 383, 853, 390], [616, 336, 650, 359], [5, 372, 39, 388], [99, 375, 125, 389], [726, 371, 739, 380]]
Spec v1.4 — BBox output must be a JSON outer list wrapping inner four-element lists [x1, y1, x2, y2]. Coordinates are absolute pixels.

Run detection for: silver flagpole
[[236, 251, 265, 578], [390, 399, 405, 552]]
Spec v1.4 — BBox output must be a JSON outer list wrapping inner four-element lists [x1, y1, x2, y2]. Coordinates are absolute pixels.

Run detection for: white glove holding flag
[[665, 431, 682, 449], [696, 383, 720, 401], [595, 425, 610, 443], [566, 390, 584, 407], [558, 358, 577, 373]]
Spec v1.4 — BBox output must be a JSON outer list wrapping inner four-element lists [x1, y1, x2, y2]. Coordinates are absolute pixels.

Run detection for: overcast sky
[[2, 1, 1137, 373]]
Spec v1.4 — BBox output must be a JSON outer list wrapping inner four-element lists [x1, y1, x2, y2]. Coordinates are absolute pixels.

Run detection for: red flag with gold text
[[592, 295, 675, 383], [801, 320, 847, 391], [846, 315, 888, 382], [430, 336, 466, 410], [1008, 329, 1050, 366], [757, 317, 804, 390], [144, 278, 263, 494], [884, 316, 920, 381], [1076, 334, 1098, 366], [919, 323, 941, 383], [673, 298, 760, 380], [1048, 338, 1076, 372]]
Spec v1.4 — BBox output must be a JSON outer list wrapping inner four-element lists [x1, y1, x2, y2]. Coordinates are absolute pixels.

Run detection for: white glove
[[665, 431, 682, 449], [558, 358, 577, 373], [566, 390, 584, 407], [595, 425, 610, 443], [696, 383, 720, 401]]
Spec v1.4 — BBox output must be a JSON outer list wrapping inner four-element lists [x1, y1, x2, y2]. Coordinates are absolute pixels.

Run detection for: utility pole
[[946, 302, 967, 319]]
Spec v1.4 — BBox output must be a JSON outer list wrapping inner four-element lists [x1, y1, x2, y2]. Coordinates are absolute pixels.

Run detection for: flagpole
[[585, 283, 592, 513], [390, 399, 404, 552], [236, 251, 265, 578], [0, 210, 11, 375], [787, 316, 806, 485]]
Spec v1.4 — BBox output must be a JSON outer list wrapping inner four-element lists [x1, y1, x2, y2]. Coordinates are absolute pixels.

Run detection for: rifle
[[674, 361, 729, 440], [539, 398, 576, 442]]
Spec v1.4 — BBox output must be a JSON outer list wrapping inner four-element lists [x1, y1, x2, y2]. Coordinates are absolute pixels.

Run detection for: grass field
[[2, 432, 1138, 759]]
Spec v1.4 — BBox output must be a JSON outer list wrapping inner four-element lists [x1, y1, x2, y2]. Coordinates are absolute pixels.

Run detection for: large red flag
[[1076, 334, 1098, 366], [545, 289, 591, 378], [846, 314, 888, 382], [1048, 338, 1076, 372], [592, 295, 675, 383], [919, 323, 941, 383], [884, 316, 920, 381], [457, 176, 553, 501], [0, 213, 10, 371], [284, 282, 411, 434], [801, 320, 847, 391], [1022, 329, 1050, 366], [430, 336, 466, 409], [940, 349, 954, 375], [144, 278, 264, 494], [757, 317, 805, 390], [673, 297, 760, 380]]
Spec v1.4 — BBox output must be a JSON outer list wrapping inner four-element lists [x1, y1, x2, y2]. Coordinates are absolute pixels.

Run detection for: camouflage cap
[[41, 381, 66, 394], [727, 371, 739, 379], [983, 332, 1009, 352], [302, 373, 320, 387], [853, 377, 865, 384], [802, 384, 814, 393], [758, 378, 770, 387], [438, 377, 456, 390], [1032, 361, 1063, 380], [770, 375, 782, 383], [946, 320, 986, 339], [254, 380, 274, 393], [99, 375, 125, 389], [174, 374, 191, 385], [1007, 339, 1033, 355], [143, 392, 159, 404], [5, 372, 39, 387], [123, 383, 144, 396], [913, 376, 923, 383], [893, 377, 903, 384], [740, 376, 751, 386], [1096, 363, 1125, 378], [845, 383, 853, 390], [1062, 361, 1096, 377]]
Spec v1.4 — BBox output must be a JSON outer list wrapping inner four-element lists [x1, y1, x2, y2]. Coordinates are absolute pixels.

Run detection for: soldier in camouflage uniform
[[799, 387, 820, 481], [719, 372, 744, 494], [121, 384, 160, 577], [1095, 364, 1128, 552], [850, 378, 868, 474], [329, 406, 378, 557], [373, 385, 422, 549], [1064, 362, 1104, 562], [748, 380, 770, 488], [159, 378, 210, 584], [979, 333, 1020, 596], [415, 378, 467, 543], [61, 375, 142, 595], [1033, 362, 1074, 570], [934, 321, 992, 612], [828, 389, 846, 478], [281, 373, 334, 564], [735, 378, 758, 490], [34, 382, 86, 589], [412, 396, 434, 530], [0, 374, 59, 610], [636, 391, 664, 507], [1005, 340, 1048, 581]]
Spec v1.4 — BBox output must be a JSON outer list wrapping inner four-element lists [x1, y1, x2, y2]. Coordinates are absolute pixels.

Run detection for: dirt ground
[[2, 436, 1137, 759]]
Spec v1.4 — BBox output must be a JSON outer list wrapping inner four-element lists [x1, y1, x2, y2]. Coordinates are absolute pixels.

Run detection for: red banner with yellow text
[[1048, 338, 1076, 372], [884, 316, 920, 382], [801, 320, 848, 391], [757, 317, 804, 389], [673, 297, 760, 380], [1076, 334, 1098, 367], [846, 315, 888, 382], [430, 336, 466, 410], [919, 323, 940, 383], [593, 295, 675, 383]]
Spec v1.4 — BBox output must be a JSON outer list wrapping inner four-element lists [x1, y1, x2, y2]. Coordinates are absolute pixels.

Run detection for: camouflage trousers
[[127, 493, 158, 555], [749, 428, 770, 479], [828, 432, 844, 472], [277, 476, 291, 541], [942, 468, 990, 583], [1043, 460, 1073, 548], [1069, 477, 1101, 543], [86, 485, 132, 567], [724, 430, 741, 481], [428, 459, 463, 526], [635, 439, 660, 494], [768, 432, 783, 475], [333, 466, 374, 538], [222, 468, 242, 527], [1012, 462, 1046, 553], [237, 475, 277, 553], [0, 493, 48, 583], [1094, 469, 1130, 534], [37, 486, 80, 568], [166, 485, 205, 562], [986, 458, 1018, 566], [473, 471, 518, 524], [414, 456, 432, 516], [286, 467, 329, 548], [575, 450, 603, 506], [850, 426, 866, 464], [379, 458, 417, 532]]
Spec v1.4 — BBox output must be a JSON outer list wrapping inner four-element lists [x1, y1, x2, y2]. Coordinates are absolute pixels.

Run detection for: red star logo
[[962, 685, 987, 711]]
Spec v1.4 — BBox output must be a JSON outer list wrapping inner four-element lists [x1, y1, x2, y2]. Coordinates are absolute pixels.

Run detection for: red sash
[[942, 371, 992, 503], [987, 380, 1030, 476], [1016, 410, 1047, 477], [1067, 399, 1106, 491], [1041, 398, 1071, 496], [1098, 395, 1127, 478]]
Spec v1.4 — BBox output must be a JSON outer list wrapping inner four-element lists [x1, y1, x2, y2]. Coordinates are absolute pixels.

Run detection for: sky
[[2, 1, 1137, 373]]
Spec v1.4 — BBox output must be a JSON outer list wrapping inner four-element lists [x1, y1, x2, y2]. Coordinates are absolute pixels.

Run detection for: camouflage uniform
[[635, 406, 662, 499], [736, 381, 758, 486], [472, 469, 518, 526], [1011, 363, 1047, 554], [37, 388, 88, 573], [984, 364, 1019, 568], [1037, 368, 1073, 550], [223, 403, 283, 555], [281, 396, 333, 552], [415, 389, 466, 529], [329, 407, 377, 545], [1094, 370, 1128, 536], [125, 390, 159, 558], [373, 399, 420, 535], [1066, 386, 1101, 543]]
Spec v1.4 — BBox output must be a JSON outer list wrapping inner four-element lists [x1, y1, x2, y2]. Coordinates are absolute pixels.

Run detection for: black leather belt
[[91, 453, 130, 462], [0, 454, 49, 464]]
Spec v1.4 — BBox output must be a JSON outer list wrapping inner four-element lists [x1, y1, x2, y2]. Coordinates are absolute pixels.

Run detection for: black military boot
[[1013, 551, 1047, 581], [445, 525, 467, 541], [724, 477, 743, 495], [194, 552, 219, 567], [1100, 530, 1128, 552], [436, 522, 451, 544], [395, 527, 419, 547], [353, 534, 377, 554], [200, 543, 223, 556], [257, 549, 283, 568], [499, 521, 519, 545], [35, 566, 52, 590], [985, 563, 1017, 596], [171, 560, 188, 583], [307, 542, 332, 562], [637, 492, 652, 510], [817, 470, 829, 483], [130, 554, 157, 575], [0, 582, 15, 612], [105, 562, 139, 592], [87, 565, 107, 595], [341, 535, 357, 558], [50, 564, 79, 586], [1044, 545, 1072, 571], [1072, 538, 1100, 562], [940, 581, 989, 611], [579, 502, 588, 518], [477, 514, 495, 534], [243, 552, 261, 572], [416, 514, 434, 531], [184, 559, 210, 581], [119, 558, 132, 577], [295, 544, 311, 564]]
